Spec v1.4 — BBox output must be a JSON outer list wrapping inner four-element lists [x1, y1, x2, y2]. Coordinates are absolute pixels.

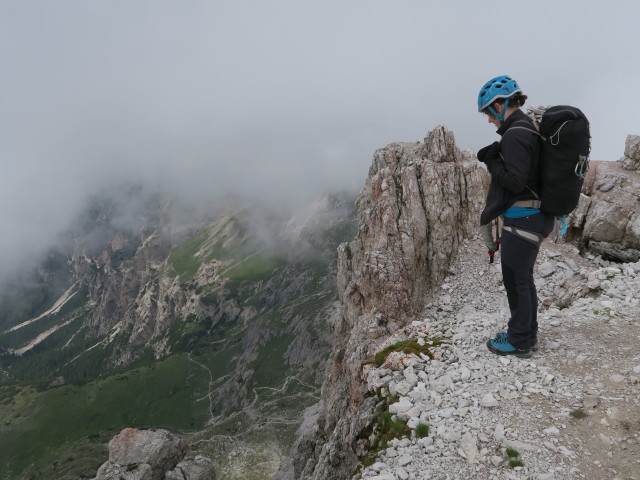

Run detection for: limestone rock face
[[620, 134, 640, 171], [569, 159, 640, 262], [92, 428, 215, 480], [287, 127, 488, 480], [339, 126, 486, 322]]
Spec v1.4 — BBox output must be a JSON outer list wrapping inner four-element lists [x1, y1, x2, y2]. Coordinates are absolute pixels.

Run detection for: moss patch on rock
[[373, 338, 445, 367]]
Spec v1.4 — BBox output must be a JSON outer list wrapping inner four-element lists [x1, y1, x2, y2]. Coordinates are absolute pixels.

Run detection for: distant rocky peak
[[422, 125, 470, 163]]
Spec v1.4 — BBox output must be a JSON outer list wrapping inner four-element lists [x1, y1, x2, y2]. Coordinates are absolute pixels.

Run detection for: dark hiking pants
[[501, 213, 555, 350]]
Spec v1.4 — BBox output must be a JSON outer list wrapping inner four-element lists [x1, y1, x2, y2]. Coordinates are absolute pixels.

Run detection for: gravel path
[[354, 236, 640, 480]]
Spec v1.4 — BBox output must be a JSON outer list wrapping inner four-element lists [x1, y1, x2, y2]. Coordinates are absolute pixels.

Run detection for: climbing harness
[[502, 225, 545, 247]]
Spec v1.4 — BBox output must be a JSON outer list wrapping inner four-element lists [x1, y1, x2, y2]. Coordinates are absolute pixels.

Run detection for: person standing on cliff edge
[[476, 75, 555, 358]]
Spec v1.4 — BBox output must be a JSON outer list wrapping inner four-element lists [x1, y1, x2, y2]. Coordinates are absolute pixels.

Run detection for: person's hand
[[477, 141, 500, 163]]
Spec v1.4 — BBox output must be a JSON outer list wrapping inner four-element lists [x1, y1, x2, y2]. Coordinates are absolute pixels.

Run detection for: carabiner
[[575, 155, 589, 179]]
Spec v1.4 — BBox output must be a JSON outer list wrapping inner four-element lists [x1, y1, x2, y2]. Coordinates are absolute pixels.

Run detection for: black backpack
[[511, 105, 591, 216]]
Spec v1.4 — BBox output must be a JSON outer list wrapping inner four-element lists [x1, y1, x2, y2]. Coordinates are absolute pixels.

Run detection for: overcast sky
[[1, 0, 639, 277]]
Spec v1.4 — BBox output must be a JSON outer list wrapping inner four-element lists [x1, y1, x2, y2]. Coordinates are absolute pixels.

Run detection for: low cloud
[[1, 0, 639, 282]]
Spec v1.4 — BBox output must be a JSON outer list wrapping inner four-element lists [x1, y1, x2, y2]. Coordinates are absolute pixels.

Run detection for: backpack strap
[[502, 120, 544, 201], [505, 120, 545, 140], [525, 185, 540, 201]]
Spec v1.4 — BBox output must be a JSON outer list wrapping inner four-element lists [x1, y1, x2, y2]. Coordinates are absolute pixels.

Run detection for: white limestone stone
[[460, 432, 479, 464], [480, 393, 499, 408]]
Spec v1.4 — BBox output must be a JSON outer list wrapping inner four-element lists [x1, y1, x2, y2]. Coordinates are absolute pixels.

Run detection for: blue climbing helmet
[[477, 75, 522, 122]]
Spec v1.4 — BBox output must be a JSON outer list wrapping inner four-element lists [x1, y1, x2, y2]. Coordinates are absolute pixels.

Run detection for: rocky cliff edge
[[279, 126, 488, 479]]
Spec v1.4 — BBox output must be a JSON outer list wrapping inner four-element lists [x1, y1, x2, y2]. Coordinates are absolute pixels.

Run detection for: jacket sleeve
[[484, 130, 536, 193]]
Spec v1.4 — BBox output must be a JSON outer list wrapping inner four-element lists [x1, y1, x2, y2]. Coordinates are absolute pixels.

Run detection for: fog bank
[[1, 0, 639, 280]]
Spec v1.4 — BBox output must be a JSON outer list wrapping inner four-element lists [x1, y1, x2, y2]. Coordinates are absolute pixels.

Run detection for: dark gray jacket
[[480, 109, 541, 225]]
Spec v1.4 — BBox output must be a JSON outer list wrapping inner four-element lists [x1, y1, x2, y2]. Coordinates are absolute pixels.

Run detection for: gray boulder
[[165, 455, 217, 480], [92, 428, 215, 480], [620, 134, 640, 171]]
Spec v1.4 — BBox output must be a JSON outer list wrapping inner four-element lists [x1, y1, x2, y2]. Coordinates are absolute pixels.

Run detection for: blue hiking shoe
[[495, 331, 538, 352], [487, 335, 532, 358]]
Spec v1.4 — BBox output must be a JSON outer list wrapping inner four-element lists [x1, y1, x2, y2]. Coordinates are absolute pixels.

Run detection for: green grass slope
[[0, 354, 210, 480]]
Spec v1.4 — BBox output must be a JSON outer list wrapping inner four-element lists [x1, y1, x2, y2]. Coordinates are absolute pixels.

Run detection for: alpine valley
[[0, 187, 356, 480]]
